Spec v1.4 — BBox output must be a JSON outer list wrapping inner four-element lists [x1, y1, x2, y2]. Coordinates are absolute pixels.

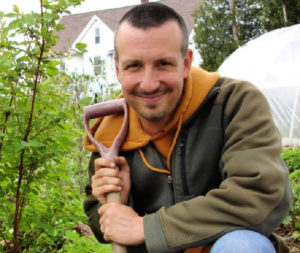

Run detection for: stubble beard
[[136, 104, 169, 122], [128, 85, 183, 123]]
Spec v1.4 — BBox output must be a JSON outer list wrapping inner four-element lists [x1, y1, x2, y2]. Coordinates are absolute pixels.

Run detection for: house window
[[107, 52, 113, 71], [59, 61, 66, 72], [95, 27, 100, 44], [93, 56, 103, 75]]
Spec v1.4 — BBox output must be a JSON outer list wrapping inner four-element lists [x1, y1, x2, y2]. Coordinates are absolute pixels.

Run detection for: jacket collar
[[84, 67, 220, 153]]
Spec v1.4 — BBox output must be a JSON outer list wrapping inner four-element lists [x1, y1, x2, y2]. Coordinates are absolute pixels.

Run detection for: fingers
[[94, 157, 115, 171], [99, 203, 120, 241], [92, 157, 123, 204], [113, 156, 131, 204], [92, 157, 130, 205], [98, 203, 145, 245], [114, 156, 128, 169], [92, 170, 122, 203], [100, 223, 111, 242], [99, 204, 112, 241]]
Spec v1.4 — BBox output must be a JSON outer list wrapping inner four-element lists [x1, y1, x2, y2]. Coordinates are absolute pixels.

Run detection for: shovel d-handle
[[83, 98, 128, 253]]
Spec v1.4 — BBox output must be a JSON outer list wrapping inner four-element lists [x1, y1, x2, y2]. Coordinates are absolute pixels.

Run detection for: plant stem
[[13, 2, 46, 252], [0, 96, 14, 158]]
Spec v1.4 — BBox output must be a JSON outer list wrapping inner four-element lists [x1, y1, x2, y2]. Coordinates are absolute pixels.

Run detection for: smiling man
[[115, 19, 192, 135], [83, 3, 291, 253]]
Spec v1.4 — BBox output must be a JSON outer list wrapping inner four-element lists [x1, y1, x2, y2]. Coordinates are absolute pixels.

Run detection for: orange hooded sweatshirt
[[84, 67, 219, 173]]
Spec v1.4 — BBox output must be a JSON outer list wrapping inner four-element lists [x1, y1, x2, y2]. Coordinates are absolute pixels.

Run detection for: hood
[[84, 67, 220, 156]]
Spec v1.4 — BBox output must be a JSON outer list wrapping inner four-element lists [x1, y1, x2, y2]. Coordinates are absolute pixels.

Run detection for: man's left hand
[[98, 203, 144, 245]]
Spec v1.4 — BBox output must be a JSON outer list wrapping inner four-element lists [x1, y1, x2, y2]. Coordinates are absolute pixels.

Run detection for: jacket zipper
[[167, 174, 175, 205], [176, 87, 221, 196], [167, 86, 221, 204], [177, 134, 189, 195]]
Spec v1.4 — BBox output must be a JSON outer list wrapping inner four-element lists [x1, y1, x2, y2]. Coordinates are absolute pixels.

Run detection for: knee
[[209, 230, 276, 253]]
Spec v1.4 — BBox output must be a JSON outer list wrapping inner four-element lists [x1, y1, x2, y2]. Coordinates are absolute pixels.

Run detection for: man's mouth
[[133, 87, 169, 104], [136, 91, 166, 103], [138, 93, 165, 103]]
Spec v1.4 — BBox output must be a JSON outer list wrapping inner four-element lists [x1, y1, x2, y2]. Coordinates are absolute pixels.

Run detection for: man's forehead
[[120, 55, 178, 64], [114, 20, 184, 61], [116, 20, 181, 37]]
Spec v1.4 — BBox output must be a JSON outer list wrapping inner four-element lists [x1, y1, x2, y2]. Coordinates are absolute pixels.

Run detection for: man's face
[[115, 21, 192, 132]]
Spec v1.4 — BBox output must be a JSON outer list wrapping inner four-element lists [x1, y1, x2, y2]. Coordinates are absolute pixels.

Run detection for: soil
[[275, 227, 300, 253]]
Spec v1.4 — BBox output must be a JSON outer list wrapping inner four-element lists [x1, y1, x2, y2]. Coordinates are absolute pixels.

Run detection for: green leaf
[[13, 4, 20, 14], [0, 57, 13, 73], [5, 13, 19, 18], [45, 60, 60, 76], [292, 230, 300, 241], [295, 219, 300, 229], [44, 13, 59, 22], [23, 14, 35, 25], [75, 42, 87, 52], [46, 66, 59, 76], [14, 141, 28, 152], [282, 215, 292, 226], [56, 24, 66, 31], [79, 96, 92, 106], [27, 140, 45, 148], [47, 60, 61, 68]]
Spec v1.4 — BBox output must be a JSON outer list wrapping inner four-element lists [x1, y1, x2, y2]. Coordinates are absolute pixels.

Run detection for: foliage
[[281, 148, 300, 241], [193, 1, 238, 71], [193, 0, 300, 71], [2, 0, 298, 251], [0, 0, 110, 252], [58, 231, 111, 253], [0, 0, 122, 251], [281, 148, 300, 173]]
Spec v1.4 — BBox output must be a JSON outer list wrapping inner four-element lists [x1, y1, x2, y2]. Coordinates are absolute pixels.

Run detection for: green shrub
[[58, 231, 111, 253], [281, 148, 300, 241], [281, 148, 300, 173]]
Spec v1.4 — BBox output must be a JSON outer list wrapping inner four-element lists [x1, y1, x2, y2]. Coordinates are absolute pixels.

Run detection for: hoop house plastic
[[218, 24, 300, 146]]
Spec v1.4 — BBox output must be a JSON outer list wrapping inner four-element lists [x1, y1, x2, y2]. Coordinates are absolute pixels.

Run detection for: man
[[84, 3, 292, 253]]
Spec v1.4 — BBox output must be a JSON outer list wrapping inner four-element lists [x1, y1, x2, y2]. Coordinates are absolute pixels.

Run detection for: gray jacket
[[84, 77, 292, 253]]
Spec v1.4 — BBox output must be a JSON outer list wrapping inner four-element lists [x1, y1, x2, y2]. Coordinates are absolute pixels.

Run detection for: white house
[[53, 0, 203, 88]]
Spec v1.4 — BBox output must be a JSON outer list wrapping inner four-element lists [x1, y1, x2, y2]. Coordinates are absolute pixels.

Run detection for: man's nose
[[140, 68, 159, 93]]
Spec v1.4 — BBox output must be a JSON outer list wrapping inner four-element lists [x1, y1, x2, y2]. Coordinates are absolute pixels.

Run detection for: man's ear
[[183, 49, 193, 78]]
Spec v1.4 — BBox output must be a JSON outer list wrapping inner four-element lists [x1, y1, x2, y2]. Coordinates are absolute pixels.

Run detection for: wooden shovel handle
[[84, 98, 128, 253]]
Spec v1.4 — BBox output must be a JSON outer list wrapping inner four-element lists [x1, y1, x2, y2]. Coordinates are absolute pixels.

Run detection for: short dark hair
[[114, 2, 189, 60]]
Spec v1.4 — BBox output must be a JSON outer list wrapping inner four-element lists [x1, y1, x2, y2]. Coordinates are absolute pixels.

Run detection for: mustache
[[132, 87, 171, 96]]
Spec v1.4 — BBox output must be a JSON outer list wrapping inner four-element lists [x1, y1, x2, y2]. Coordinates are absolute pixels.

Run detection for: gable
[[53, 0, 203, 53]]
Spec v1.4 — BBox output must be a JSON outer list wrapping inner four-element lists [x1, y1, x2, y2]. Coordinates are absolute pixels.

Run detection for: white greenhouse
[[219, 24, 300, 146]]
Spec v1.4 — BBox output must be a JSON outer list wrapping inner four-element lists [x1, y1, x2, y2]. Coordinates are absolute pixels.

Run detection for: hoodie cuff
[[144, 212, 169, 253]]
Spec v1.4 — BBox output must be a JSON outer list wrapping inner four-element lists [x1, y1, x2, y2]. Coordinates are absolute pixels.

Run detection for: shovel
[[84, 98, 128, 253]]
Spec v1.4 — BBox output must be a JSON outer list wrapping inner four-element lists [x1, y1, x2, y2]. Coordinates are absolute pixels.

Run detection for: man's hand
[[91, 156, 130, 204], [99, 203, 145, 245]]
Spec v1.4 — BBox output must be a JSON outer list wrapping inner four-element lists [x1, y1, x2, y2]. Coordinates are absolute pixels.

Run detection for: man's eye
[[126, 63, 140, 69], [159, 61, 172, 67]]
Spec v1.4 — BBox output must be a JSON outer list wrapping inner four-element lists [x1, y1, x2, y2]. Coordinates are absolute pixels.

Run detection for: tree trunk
[[228, 0, 240, 46], [282, 1, 288, 25]]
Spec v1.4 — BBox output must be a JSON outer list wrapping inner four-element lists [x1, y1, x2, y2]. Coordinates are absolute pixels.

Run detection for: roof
[[52, 0, 203, 53]]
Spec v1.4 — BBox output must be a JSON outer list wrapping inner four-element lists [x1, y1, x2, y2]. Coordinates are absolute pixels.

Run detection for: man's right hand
[[91, 156, 131, 205]]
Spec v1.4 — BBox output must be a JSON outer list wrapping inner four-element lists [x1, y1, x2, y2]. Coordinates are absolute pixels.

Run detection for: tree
[[193, 0, 300, 71], [193, 0, 237, 71], [0, 0, 90, 252], [0, 0, 123, 251]]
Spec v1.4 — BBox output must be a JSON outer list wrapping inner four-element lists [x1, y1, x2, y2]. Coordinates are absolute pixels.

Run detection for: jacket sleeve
[[144, 79, 292, 253], [83, 152, 106, 243]]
